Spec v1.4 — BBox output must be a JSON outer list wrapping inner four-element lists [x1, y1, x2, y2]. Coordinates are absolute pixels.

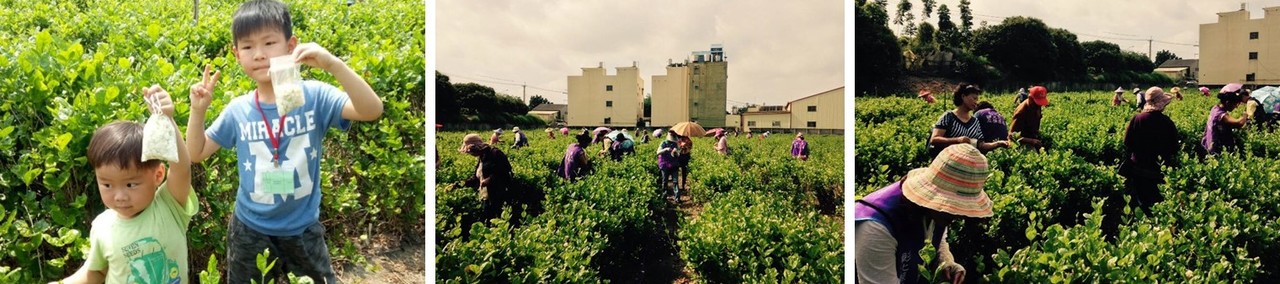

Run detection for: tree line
[[856, 0, 1180, 96], [436, 72, 553, 128]]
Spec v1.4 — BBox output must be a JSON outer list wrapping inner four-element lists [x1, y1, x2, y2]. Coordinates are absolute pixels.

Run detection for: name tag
[[260, 165, 296, 194]]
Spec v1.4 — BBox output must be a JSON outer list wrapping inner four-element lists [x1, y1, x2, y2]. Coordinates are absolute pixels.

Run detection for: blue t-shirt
[[207, 80, 351, 236]]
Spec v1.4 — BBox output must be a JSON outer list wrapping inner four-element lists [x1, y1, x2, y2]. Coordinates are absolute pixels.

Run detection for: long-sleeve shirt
[[1124, 111, 1179, 181]]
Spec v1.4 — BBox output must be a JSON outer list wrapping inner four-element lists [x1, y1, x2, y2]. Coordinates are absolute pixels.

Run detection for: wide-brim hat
[[902, 144, 993, 218], [1222, 83, 1244, 94], [1115, 87, 1126, 94], [458, 134, 483, 153]]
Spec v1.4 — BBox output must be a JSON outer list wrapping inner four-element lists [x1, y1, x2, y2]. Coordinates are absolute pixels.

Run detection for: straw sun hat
[[901, 143, 994, 218]]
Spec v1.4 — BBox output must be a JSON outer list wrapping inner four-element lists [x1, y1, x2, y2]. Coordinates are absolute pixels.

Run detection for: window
[[693, 102, 699, 107], [747, 121, 756, 127], [807, 106, 817, 112], [807, 121, 817, 128], [604, 117, 612, 124], [694, 66, 701, 75], [606, 101, 613, 107], [1251, 32, 1259, 39], [694, 85, 700, 90], [1250, 52, 1259, 60], [1248, 73, 1257, 82], [606, 85, 613, 91], [772, 121, 782, 127]]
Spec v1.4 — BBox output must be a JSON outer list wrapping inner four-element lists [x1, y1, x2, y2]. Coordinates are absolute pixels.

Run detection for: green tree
[[921, 0, 935, 19], [528, 95, 551, 109], [894, 0, 914, 29], [1051, 28, 1086, 81], [1120, 51, 1154, 73], [643, 94, 652, 118], [436, 72, 461, 123], [1155, 50, 1181, 67], [936, 4, 957, 47], [1081, 40, 1123, 74], [856, 2, 904, 95], [959, 0, 973, 34], [973, 16, 1058, 82]]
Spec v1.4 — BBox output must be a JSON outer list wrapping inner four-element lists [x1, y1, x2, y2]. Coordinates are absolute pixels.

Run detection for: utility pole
[[522, 83, 527, 105], [193, 0, 199, 25], [1149, 37, 1153, 62]]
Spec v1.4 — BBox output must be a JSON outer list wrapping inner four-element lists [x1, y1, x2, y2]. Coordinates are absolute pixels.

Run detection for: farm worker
[[714, 130, 730, 155], [927, 83, 1011, 158], [1202, 83, 1251, 155], [1170, 86, 1183, 101], [1104, 86, 1179, 241], [1134, 88, 1146, 110], [918, 90, 936, 104], [1013, 87, 1028, 108], [973, 101, 1008, 142], [640, 130, 651, 143], [490, 128, 503, 145], [511, 127, 529, 149], [855, 144, 992, 284], [1200, 86, 1211, 96], [459, 134, 514, 223], [791, 132, 810, 160], [57, 89, 197, 284], [558, 131, 593, 182], [657, 131, 683, 201], [676, 135, 694, 200], [546, 128, 556, 139], [184, 0, 386, 282], [1010, 85, 1048, 149], [1112, 87, 1128, 106], [605, 133, 634, 161]]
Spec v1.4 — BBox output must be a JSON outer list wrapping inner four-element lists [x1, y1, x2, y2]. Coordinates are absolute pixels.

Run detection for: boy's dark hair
[[232, 0, 293, 44], [953, 83, 982, 106], [88, 121, 162, 170], [576, 132, 592, 146]]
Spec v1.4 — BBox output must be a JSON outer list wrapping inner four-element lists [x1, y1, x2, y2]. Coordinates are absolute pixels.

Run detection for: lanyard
[[254, 90, 288, 165]]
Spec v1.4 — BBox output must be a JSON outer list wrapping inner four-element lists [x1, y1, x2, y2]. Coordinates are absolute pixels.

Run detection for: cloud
[[438, 0, 843, 107]]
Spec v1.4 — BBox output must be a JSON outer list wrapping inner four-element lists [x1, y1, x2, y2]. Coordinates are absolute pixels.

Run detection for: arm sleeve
[[156, 182, 199, 227], [855, 221, 899, 284], [85, 226, 108, 271], [205, 102, 239, 149], [934, 112, 951, 130], [307, 81, 352, 131]]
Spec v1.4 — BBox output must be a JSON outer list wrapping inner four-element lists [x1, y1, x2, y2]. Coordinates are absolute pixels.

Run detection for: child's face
[[94, 164, 164, 219], [233, 28, 298, 84]]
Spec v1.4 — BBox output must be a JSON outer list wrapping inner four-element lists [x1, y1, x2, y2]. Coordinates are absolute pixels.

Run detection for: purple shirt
[[1202, 105, 1237, 154], [658, 140, 678, 170], [791, 138, 809, 157], [560, 144, 586, 180]]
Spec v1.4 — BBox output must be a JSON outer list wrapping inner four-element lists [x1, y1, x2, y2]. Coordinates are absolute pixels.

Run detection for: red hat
[[1029, 86, 1049, 106]]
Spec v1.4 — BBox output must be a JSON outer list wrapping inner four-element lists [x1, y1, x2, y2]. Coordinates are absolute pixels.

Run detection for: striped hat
[[902, 144, 993, 218]]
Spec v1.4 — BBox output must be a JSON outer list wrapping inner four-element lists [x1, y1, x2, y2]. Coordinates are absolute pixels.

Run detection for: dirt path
[[336, 235, 426, 284]]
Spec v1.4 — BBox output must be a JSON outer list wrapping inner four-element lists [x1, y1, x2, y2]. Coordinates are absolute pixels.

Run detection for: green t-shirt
[[86, 182, 198, 284]]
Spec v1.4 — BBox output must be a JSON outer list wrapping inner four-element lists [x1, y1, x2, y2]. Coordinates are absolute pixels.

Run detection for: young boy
[[185, 0, 383, 283], [60, 87, 195, 283]]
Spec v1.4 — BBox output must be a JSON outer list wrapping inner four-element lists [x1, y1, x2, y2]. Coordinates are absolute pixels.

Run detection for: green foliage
[[856, 2, 905, 95], [0, 0, 424, 282], [680, 189, 842, 283], [437, 130, 844, 281], [858, 91, 1280, 281]]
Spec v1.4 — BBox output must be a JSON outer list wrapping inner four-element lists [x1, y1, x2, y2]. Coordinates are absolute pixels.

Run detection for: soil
[[336, 234, 426, 284]]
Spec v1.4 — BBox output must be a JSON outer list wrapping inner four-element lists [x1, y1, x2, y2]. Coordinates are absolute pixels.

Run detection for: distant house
[[1155, 59, 1199, 83], [528, 103, 568, 125], [737, 86, 844, 134]]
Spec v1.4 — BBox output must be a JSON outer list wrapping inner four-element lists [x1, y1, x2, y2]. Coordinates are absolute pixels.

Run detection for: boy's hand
[[292, 42, 342, 72], [142, 85, 174, 117], [189, 65, 220, 112]]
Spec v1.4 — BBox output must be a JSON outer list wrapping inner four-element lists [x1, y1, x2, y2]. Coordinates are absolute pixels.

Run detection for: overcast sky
[[884, 0, 1280, 62], [437, 1, 843, 109]]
